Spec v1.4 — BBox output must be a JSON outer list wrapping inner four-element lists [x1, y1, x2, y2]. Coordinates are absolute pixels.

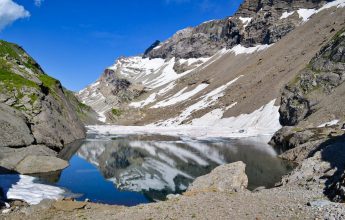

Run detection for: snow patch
[[158, 76, 243, 126], [152, 83, 209, 108], [0, 175, 65, 205], [318, 119, 340, 128], [280, 11, 295, 19], [130, 93, 157, 108], [297, 9, 317, 22], [297, 0, 345, 23], [230, 44, 272, 55], [239, 17, 252, 28]]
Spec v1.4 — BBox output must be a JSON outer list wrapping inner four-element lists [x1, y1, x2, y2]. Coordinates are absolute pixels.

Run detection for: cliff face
[[144, 0, 327, 59], [279, 28, 345, 127], [270, 28, 345, 202], [0, 40, 86, 150]]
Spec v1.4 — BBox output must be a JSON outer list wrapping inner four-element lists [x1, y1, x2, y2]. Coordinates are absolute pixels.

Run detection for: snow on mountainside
[[78, 0, 345, 138]]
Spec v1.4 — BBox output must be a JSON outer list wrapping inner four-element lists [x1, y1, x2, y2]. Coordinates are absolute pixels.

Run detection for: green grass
[[0, 40, 42, 74], [0, 70, 39, 90], [111, 108, 122, 117], [0, 40, 21, 60], [38, 74, 59, 89]]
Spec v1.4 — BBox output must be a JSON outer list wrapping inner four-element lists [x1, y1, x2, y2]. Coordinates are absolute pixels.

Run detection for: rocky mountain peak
[[144, 0, 331, 59]]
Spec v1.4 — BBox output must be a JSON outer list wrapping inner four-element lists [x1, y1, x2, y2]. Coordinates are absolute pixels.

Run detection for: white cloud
[[0, 0, 30, 31], [34, 0, 44, 7]]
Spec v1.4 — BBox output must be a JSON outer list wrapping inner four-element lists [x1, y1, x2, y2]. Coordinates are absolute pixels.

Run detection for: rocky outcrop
[[0, 40, 90, 174], [271, 28, 345, 202], [279, 28, 345, 126], [0, 104, 34, 148], [187, 161, 248, 193], [0, 40, 86, 150], [144, 0, 327, 59], [329, 173, 345, 202]]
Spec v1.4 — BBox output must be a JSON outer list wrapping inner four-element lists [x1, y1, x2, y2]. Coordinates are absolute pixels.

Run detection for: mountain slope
[[79, 0, 345, 134]]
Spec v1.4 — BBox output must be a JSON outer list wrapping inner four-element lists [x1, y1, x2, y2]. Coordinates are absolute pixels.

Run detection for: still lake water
[[52, 133, 292, 206]]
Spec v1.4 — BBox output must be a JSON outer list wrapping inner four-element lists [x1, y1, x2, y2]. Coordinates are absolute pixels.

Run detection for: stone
[[307, 200, 332, 208], [166, 194, 181, 200], [15, 156, 69, 174], [187, 161, 248, 193], [0, 145, 57, 172], [0, 104, 35, 148]]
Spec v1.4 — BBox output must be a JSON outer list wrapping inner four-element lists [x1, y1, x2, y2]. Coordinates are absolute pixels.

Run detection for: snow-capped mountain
[[78, 0, 345, 138]]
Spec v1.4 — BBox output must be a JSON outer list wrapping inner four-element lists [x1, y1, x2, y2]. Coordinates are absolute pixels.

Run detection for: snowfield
[[0, 175, 65, 205], [87, 99, 281, 142]]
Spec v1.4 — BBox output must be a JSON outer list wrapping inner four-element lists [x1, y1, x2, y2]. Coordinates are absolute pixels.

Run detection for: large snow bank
[[87, 99, 281, 140], [0, 175, 65, 205]]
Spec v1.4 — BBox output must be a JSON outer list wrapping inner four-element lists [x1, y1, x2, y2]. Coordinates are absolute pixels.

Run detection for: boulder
[[0, 104, 35, 148], [15, 156, 69, 174], [0, 145, 57, 172], [187, 161, 248, 193]]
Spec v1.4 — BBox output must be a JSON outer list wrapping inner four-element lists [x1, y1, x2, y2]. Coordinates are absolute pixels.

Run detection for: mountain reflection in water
[[56, 134, 292, 204]]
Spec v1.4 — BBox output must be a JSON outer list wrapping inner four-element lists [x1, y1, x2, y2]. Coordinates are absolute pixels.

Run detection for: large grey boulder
[[187, 161, 248, 193], [15, 155, 69, 174], [0, 145, 57, 172], [0, 104, 35, 148]]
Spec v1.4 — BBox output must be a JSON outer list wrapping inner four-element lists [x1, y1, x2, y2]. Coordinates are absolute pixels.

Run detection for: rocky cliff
[[144, 0, 327, 59], [0, 40, 92, 174], [270, 28, 345, 202]]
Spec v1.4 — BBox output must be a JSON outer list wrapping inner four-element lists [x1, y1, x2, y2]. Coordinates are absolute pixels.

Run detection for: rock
[[52, 201, 86, 212], [166, 194, 181, 200], [15, 156, 69, 174], [187, 161, 248, 193], [143, 40, 161, 56], [307, 200, 332, 208], [0, 145, 57, 172], [278, 28, 345, 126], [2, 208, 11, 214], [144, 0, 325, 59], [0, 104, 35, 148], [0, 40, 87, 151]]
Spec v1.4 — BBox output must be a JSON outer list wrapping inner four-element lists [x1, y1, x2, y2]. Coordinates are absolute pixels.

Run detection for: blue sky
[[0, 0, 243, 91]]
